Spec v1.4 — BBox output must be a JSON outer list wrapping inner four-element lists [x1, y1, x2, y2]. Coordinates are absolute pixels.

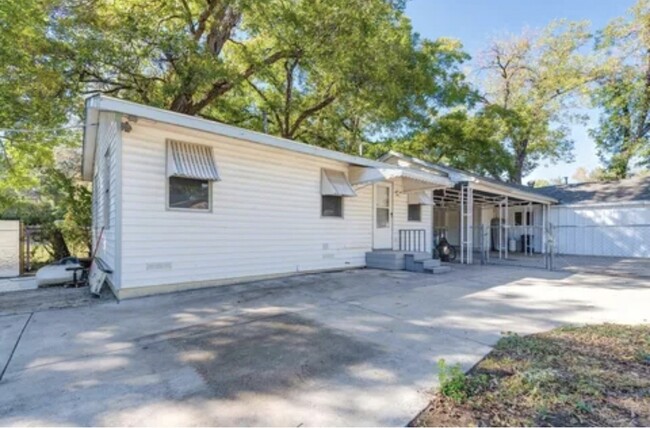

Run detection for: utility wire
[[0, 125, 84, 134]]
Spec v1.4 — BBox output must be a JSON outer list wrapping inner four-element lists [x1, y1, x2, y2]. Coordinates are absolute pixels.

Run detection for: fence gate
[[0, 220, 21, 277]]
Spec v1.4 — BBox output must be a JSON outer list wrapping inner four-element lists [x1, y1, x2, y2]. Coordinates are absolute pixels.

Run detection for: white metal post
[[460, 185, 465, 264], [503, 196, 509, 259]]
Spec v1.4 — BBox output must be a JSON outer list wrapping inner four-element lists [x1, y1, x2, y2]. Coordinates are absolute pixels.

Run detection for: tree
[[572, 166, 607, 182], [0, 0, 90, 260], [591, 0, 650, 178], [0, 0, 78, 196], [473, 21, 596, 183], [51, 0, 472, 154], [390, 109, 512, 179]]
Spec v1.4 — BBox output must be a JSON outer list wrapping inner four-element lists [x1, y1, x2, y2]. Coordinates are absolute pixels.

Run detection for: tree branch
[[288, 93, 337, 138], [187, 49, 301, 114]]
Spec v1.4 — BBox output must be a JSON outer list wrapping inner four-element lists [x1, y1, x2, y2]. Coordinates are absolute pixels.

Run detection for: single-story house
[[83, 96, 457, 299], [83, 96, 647, 299]]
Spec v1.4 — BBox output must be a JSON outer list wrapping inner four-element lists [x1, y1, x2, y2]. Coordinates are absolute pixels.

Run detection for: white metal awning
[[408, 190, 434, 205], [321, 169, 356, 197], [167, 140, 220, 181], [348, 166, 452, 192]]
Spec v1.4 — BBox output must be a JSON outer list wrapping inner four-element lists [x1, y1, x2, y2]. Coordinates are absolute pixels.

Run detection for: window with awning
[[320, 169, 356, 197], [166, 140, 219, 211], [167, 140, 220, 181]]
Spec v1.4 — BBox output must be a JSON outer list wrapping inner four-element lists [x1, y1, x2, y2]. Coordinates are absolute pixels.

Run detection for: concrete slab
[[0, 277, 37, 293], [0, 314, 31, 377], [0, 266, 648, 426]]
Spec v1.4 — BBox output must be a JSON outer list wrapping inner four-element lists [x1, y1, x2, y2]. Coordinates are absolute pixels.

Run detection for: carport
[[432, 179, 556, 266]]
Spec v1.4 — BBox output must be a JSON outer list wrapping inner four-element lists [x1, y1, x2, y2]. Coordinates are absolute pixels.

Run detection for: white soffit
[[349, 166, 451, 190], [167, 140, 220, 181], [408, 191, 434, 205], [321, 169, 356, 197]]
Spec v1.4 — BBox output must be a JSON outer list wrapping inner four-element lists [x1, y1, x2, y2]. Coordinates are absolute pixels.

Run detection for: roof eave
[[82, 96, 453, 188], [81, 95, 101, 181]]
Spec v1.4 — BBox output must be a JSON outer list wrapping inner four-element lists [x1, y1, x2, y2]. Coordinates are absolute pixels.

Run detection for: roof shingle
[[534, 175, 650, 204]]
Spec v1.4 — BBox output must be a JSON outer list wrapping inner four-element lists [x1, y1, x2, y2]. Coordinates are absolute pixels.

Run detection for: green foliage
[[472, 20, 596, 183], [590, 0, 650, 178], [49, 0, 471, 155], [392, 109, 512, 179], [437, 359, 471, 403]]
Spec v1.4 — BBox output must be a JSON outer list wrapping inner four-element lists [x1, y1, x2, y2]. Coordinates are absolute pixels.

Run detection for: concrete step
[[411, 252, 431, 262], [404, 254, 426, 272], [366, 252, 406, 270], [422, 259, 441, 269], [425, 265, 451, 274]]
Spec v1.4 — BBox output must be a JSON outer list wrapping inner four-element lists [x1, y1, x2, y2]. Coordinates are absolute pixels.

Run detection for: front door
[[373, 183, 393, 249]]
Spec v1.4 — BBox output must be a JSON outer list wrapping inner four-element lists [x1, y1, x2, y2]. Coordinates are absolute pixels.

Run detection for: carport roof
[[534, 175, 650, 205], [379, 151, 557, 204]]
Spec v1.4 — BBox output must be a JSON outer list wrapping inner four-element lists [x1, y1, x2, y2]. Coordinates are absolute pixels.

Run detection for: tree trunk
[[49, 227, 71, 261]]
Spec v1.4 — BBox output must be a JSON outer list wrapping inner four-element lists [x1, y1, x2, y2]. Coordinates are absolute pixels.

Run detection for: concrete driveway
[[1, 266, 648, 426]]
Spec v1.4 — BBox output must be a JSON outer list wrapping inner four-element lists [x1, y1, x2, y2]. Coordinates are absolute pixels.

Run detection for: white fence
[[0, 220, 21, 277]]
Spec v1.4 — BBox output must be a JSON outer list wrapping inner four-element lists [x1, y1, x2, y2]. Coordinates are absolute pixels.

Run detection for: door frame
[[372, 182, 393, 249]]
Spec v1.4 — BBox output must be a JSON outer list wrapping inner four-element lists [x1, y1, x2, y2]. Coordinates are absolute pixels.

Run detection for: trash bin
[[508, 238, 517, 253]]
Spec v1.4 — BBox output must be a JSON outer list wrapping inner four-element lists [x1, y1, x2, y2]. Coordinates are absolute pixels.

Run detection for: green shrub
[[437, 359, 470, 403]]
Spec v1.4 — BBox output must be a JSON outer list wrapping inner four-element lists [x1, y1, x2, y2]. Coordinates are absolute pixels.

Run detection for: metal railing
[[399, 229, 426, 252]]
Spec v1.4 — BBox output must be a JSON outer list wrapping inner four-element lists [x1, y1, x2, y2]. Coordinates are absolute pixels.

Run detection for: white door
[[373, 183, 393, 249]]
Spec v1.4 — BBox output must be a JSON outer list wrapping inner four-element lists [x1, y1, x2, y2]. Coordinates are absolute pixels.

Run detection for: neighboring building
[[83, 96, 451, 299], [535, 177, 650, 258]]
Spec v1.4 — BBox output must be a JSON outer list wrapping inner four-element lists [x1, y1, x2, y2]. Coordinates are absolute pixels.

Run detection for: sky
[[404, 0, 635, 183]]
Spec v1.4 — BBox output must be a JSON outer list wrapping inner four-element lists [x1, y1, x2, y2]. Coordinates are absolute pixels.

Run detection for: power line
[[0, 125, 84, 134]]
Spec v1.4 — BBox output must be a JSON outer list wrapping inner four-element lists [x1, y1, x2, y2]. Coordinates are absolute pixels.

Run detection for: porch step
[[422, 259, 441, 269], [366, 251, 450, 274], [426, 265, 452, 274], [366, 251, 406, 270]]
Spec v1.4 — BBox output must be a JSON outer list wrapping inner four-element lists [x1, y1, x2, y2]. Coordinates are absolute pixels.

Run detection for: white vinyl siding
[[392, 182, 433, 252], [120, 121, 373, 289], [92, 112, 121, 286]]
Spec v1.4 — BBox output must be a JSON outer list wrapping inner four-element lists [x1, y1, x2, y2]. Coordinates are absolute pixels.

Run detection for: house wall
[[549, 203, 650, 257], [118, 120, 374, 294], [92, 112, 122, 288], [391, 180, 433, 253]]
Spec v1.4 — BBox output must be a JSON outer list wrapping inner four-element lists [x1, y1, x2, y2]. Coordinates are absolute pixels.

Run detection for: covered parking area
[[432, 180, 556, 268]]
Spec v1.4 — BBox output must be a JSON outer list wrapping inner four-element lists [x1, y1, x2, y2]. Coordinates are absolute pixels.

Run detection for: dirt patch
[[411, 324, 650, 427]]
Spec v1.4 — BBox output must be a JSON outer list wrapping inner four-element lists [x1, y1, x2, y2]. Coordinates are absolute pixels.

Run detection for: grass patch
[[411, 324, 650, 427]]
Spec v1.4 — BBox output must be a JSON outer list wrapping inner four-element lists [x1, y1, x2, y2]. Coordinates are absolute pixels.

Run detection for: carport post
[[503, 196, 509, 259]]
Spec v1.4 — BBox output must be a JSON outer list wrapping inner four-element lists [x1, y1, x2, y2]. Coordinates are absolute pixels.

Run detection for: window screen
[[514, 212, 523, 226], [321, 195, 343, 217], [408, 204, 421, 221], [169, 177, 210, 210]]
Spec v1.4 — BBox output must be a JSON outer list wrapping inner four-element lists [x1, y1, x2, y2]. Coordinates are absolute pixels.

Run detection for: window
[[408, 204, 421, 221], [515, 211, 532, 226], [322, 195, 343, 217], [169, 177, 211, 210], [103, 149, 111, 228], [166, 140, 219, 211]]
